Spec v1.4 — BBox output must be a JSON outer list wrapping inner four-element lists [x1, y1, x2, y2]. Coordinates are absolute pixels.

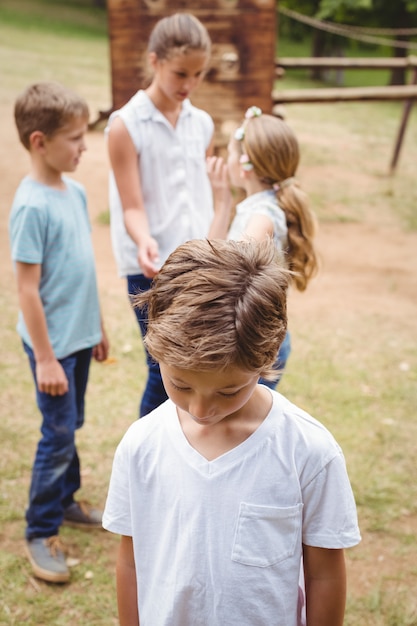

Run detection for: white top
[[103, 389, 361, 626], [9, 176, 101, 359], [107, 90, 214, 277], [228, 189, 288, 250]]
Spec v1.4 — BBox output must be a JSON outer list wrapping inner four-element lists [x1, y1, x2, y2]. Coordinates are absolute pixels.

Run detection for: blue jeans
[[127, 275, 168, 418], [259, 331, 291, 390], [23, 343, 92, 540]]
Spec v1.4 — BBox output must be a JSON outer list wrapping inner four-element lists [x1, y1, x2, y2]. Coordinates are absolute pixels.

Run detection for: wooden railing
[[273, 56, 417, 173]]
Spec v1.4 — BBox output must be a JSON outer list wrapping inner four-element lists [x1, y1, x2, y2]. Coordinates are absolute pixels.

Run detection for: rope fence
[[279, 6, 417, 51]]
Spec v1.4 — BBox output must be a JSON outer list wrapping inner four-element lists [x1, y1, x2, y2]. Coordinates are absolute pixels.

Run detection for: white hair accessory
[[239, 154, 253, 171], [234, 106, 262, 141]]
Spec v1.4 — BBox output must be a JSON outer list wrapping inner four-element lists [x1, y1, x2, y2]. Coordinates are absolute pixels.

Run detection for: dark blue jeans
[[127, 275, 168, 418], [23, 343, 92, 540], [259, 331, 291, 390]]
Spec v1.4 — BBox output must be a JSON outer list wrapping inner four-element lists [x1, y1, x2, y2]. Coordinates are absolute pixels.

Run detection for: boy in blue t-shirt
[[9, 82, 109, 584]]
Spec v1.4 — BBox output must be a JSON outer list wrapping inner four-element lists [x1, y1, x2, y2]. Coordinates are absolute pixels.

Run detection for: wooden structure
[[106, 0, 277, 145]]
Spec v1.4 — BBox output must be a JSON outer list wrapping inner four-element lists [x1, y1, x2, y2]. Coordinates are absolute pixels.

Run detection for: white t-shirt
[[107, 90, 214, 277], [228, 189, 288, 250], [103, 390, 361, 626]]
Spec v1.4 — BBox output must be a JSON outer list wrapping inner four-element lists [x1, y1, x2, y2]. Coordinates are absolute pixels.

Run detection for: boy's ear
[[29, 130, 46, 152]]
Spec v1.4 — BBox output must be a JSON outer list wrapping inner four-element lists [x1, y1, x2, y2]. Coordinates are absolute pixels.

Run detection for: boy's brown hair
[[14, 82, 89, 150], [135, 238, 290, 379]]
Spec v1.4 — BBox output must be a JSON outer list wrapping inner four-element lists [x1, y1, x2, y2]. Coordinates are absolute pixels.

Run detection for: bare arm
[[116, 535, 139, 626], [108, 117, 159, 278], [242, 213, 275, 242], [303, 545, 347, 626], [16, 261, 68, 396], [206, 155, 233, 238]]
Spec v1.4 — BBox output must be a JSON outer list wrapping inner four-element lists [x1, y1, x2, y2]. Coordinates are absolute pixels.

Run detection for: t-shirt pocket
[[231, 502, 303, 567]]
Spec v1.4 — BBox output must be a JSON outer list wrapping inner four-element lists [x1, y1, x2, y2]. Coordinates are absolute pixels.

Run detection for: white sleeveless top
[[107, 90, 214, 277]]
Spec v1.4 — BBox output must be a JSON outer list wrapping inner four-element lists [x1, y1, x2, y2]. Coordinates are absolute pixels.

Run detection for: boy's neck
[[29, 161, 65, 190], [177, 385, 272, 461]]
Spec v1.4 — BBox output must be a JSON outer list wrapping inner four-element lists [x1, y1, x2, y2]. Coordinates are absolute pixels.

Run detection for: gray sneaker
[[63, 500, 103, 530], [25, 536, 70, 583]]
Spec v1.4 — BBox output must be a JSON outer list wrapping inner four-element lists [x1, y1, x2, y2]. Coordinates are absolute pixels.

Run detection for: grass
[[0, 0, 110, 115], [0, 0, 107, 38], [285, 97, 417, 228], [1, 2, 417, 625]]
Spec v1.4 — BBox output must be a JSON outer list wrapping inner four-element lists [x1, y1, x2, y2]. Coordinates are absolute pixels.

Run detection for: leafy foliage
[[280, 0, 417, 30]]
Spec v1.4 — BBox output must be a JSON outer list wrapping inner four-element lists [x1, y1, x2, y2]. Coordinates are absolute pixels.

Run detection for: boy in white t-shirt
[[103, 238, 361, 626]]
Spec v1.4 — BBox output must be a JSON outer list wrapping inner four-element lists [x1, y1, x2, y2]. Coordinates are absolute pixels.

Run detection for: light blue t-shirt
[[9, 176, 101, 359]]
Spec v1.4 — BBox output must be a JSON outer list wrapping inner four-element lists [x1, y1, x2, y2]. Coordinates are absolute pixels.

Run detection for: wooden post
[[390, 61, 417, 174]]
